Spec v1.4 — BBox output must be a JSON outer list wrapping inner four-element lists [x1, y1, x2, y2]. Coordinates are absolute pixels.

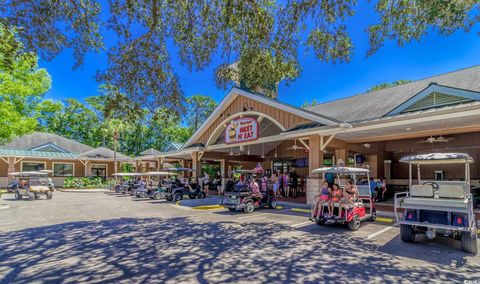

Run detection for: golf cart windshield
[[144, 171, 178, 176]]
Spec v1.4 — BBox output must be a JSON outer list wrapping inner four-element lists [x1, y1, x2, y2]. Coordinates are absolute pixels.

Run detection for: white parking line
[[366, 222, 399, 240], [291, 221, 313, 228]]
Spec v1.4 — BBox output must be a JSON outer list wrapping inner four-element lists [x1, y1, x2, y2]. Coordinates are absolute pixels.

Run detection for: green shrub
[[64, 177, 105, 189]]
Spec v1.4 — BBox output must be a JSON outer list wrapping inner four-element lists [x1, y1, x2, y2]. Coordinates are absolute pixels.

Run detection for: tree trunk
[[113, 131, 118, 174]]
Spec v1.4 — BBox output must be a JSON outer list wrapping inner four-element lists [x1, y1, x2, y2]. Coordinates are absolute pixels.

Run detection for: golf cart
[[162, 168, 206, 202], [395, 153, 477, 254], [6, 172, 20, 193], [223, 170, 277, 213], [311, 166, 376, 231], [112, 173, 142, 194], [39, 170, 55, 191], [9, 171, 53, 200], [133, 171, 174, 199]]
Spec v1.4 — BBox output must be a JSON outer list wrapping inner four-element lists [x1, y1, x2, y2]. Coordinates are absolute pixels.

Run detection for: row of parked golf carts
[[7, 170, 55, 200], [111, 168, 207, 202]]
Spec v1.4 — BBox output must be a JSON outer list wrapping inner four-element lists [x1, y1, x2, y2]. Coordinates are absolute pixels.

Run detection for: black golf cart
[[223, 170, 277, 213], [162, 168, 207, 202]]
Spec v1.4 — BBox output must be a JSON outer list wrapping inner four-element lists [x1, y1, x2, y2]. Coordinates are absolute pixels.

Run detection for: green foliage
[[367, 80, 412, 92], [63, 177, 103, 189], [186, 95, 217, 131], [0, 22, 51, 144], [4, 1, 477, 105], [301, 99, 318, 108]]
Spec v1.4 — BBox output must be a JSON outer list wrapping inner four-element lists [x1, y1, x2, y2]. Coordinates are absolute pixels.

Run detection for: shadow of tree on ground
[[0, 217, 478, 283]]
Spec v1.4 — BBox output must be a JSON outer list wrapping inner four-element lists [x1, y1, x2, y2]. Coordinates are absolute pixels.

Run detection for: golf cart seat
[[29, 185, 50, 193], [322, 200, 363, 209], [399, 184, 468, 210]]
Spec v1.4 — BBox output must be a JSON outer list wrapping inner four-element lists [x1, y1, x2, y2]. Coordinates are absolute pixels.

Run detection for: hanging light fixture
[[274, 147, 278, 158], [261, 144, 265, 159]]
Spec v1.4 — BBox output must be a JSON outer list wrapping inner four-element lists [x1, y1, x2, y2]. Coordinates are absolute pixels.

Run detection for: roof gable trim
[[386, 84, 480, 116], [184, 87, 341, 147]]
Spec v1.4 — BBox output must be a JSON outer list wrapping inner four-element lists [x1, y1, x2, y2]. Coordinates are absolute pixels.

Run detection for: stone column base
[[306, 177, 321, 205]]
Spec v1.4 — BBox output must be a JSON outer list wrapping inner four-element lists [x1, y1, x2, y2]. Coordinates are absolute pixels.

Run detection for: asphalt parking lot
[[0, 191, 479, 283]]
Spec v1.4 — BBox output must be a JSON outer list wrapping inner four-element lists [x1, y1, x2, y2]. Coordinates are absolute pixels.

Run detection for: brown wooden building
[[0, 132, 131, 187], [137, 66, 480, 204]]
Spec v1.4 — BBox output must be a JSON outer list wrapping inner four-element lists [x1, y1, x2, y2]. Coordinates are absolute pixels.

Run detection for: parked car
[[395, 153, 477, 254]]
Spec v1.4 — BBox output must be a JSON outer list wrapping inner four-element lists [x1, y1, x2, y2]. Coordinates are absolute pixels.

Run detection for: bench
[[399, 183, 469, 211]]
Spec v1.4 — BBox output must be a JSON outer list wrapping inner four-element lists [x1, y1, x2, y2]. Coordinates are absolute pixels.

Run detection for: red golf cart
[[311, 166, 376, 231]]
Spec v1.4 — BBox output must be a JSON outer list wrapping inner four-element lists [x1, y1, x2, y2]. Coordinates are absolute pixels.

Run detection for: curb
[[57, 189, 109, 193], [191, 205, 225, 210]]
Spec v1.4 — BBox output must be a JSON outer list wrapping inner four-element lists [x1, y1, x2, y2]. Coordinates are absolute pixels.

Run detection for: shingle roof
[[306, 65, 480, 122], [76, 147, 131, 161], [0, 148, 77, 159], [1, 132, 94, 153], [140, 148, 161, 156], [284, 122, 325, 133]]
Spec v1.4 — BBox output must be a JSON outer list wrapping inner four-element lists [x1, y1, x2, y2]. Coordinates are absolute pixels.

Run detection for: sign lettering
[[224, 117, 259, 144]]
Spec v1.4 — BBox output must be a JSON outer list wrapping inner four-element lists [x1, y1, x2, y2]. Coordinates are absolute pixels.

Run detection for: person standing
[[290, 169, 298, 198], [272, 172, 279, 197], [203, 172, 210, 196]]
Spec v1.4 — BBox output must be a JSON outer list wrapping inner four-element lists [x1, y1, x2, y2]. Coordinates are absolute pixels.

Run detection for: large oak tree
[[2, 0, 478, 107]]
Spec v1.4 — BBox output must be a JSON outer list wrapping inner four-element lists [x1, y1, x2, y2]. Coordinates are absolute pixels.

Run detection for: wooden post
[[307, 135, 324, 205]]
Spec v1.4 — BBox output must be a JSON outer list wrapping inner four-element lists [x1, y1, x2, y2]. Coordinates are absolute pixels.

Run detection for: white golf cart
[[395, 153, 477, 254], [9, 171, 53, 200], [311, 166, 376, 230]]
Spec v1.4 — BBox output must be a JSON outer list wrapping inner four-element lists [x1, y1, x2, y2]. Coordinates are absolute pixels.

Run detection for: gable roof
[[140, 148, 162, 156], [1, 132, 94, 153], [306, 65, 480, 122], [0, 148, 77, 159], [76, 147, 131, 161], [386, 83, 480, 115], [184, 87, 342, 147], [164, 142, 184, 152]]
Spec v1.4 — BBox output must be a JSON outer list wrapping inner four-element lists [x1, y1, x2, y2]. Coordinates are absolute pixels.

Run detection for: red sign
[[224, 117, 259, 144]]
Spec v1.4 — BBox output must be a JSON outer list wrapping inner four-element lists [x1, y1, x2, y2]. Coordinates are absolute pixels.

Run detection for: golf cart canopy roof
[[144, 171, 178, 176], [400, 153, 474, 165], [39, 170, 53, 174], [8, 171, 48, 177], [112, 172, 142, 177], [161, 167, 192, 172], [311, 166, 370, 174], [233, 169, 255, 174]]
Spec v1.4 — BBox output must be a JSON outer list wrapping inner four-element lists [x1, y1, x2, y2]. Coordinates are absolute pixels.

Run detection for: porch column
[[335, 148, 348, 166], [7, 157, 15, 174], [191, 152, 200, 179], [307, 135, 324, 205], [220, 159, 227, 191]]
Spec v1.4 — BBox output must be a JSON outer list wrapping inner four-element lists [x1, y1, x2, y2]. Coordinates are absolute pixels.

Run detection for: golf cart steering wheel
[[422, 181, 439, 192]]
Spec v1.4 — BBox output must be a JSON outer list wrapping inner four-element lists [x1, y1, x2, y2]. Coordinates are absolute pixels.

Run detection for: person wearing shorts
[[329, 184, 343, 217], [310, 181, 331, 221]]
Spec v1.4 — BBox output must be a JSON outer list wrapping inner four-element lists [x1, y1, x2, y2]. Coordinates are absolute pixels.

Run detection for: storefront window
[[53, 163, 74, 177], [22, 162, 45, 172]]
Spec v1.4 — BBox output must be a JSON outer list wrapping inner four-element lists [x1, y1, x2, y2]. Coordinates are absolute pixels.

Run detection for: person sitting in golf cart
[[329, 184, 344, 218], [344, 180, 359, 204], [249, 176, 261, 196], [310, 181, 331, 221]]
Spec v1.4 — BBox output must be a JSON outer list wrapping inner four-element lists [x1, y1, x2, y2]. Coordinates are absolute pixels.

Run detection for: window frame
[[52, 162, 75, 177], [21, 161, 46, 172]]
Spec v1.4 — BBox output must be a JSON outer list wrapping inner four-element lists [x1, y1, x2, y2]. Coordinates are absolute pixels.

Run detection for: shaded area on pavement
[[0, 217, 478, 284]]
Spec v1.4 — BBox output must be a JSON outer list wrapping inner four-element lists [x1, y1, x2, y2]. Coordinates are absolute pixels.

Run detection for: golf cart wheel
[[15, 191, 21, 200], [173, 193, 183, 202], [348, 214, 361, 231], [460, 231, 478, 254], [268, 200, 277, 209], [153, 193, 162, 200], [28, 192, 35, 201], [315, 218, 326, 226], [370, 210, 377, 222], [197, 192, 206, 199], [243, 202, 255, 213], [46, 191, 53, 200], [400, 224, 415, 243]]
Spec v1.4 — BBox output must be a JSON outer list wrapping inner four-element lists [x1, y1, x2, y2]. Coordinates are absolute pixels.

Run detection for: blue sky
[[41, 3, 480, 107]]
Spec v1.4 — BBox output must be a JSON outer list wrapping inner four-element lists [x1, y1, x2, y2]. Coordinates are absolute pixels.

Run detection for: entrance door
[[91, 164, 107, 181]]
